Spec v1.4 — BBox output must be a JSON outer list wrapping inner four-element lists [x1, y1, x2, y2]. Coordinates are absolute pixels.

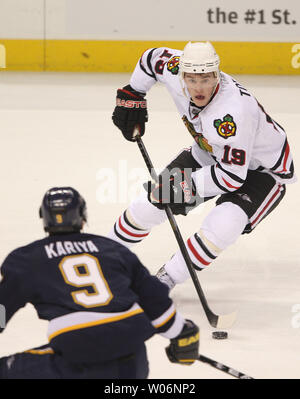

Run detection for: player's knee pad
[[200, 202, 248, 250], [128, 190, 167, 230]]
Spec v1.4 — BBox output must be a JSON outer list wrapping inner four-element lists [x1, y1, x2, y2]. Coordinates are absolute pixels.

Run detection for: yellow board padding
[[0, 39, 299, 74], [0, 39, 44, 71]]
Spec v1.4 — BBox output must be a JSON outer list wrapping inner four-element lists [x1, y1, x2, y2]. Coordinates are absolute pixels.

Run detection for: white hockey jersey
[[129, 47, 296, 198]]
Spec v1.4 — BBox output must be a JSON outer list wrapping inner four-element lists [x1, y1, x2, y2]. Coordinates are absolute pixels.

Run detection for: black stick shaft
[[136, 136, 220, 327], [199, 355, 254, 379]]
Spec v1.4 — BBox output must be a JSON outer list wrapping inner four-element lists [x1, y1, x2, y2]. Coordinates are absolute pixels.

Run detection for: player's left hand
[[165, 320, 199, 365], [145, 168, 198, 215]]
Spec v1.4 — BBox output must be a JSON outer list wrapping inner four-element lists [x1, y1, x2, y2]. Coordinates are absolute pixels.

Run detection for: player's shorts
[[0, 343, 148, 379], [163, 148, 286, 234]]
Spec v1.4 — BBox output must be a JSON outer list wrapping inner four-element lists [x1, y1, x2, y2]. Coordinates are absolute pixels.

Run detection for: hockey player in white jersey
[[109, 41, 296, 289]]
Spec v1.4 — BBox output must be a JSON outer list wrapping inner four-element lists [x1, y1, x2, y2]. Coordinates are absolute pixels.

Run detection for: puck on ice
[[212, 331, 228, 339]]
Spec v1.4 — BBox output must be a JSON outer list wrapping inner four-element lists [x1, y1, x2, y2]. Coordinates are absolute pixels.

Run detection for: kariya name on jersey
[[44, 240, 99, 259]]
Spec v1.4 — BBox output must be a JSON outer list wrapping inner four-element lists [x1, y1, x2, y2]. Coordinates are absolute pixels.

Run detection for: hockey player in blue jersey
[[0, 187, 199, 379]]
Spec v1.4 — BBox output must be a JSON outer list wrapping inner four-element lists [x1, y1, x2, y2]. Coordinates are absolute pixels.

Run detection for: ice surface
[[0, 71, 299, 379]]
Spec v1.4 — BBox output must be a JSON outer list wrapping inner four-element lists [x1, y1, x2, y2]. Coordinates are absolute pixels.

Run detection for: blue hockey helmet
[[39, 187, 87, 234]]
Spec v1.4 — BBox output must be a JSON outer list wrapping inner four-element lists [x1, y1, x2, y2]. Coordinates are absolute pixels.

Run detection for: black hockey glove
[[112, 85, 148, 142], [145, 168, 199, 215], [165, 320, 199, 365]]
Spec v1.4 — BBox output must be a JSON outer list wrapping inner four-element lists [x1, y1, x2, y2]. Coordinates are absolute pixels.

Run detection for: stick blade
[[215, 311, 237, 329]]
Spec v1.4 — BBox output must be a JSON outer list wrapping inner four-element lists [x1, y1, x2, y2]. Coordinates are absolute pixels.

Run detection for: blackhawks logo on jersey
[[167, 56, 180, 75], [182, 115, 213, 153], [214, 114, 237, 139]]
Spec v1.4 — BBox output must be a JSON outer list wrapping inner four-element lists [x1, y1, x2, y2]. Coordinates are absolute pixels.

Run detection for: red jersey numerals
[[154, 49, 173, 75], [221, 145, 246, 166]]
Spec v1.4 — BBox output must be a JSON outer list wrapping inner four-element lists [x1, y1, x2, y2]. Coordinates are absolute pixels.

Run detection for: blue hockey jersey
[[0, 233, 185, 363]]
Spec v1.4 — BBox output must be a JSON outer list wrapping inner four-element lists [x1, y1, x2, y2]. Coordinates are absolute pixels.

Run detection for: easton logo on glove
[[180, 180, 193, 203], [112, 84, 148, 141], [149, 169, 196, 205], [116, 98, 147, 109], [165, 320, 199, 365], [178, 332, 200, 347]]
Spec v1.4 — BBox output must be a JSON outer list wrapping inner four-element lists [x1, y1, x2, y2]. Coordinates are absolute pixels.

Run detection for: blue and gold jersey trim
[[47, 303, 144, 341], [25, 347, 54, 355], [151, 304, 185, 339]]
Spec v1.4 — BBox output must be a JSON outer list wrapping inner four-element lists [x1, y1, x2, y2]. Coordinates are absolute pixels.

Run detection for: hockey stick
[[135, 135, 236, 329], [199, 354, 254, 379]]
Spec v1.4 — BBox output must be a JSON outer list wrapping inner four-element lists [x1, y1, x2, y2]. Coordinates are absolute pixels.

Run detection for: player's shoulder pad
[[220, 73, 258, 113], [0, 242, 34, 276], [205, 79, 257, 142], [93, 234, 143, 264], [4, 239, 42, 258], [154, 48, 182, 76], [92, 234, 134, 252], [140, 47, 182, 77]]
